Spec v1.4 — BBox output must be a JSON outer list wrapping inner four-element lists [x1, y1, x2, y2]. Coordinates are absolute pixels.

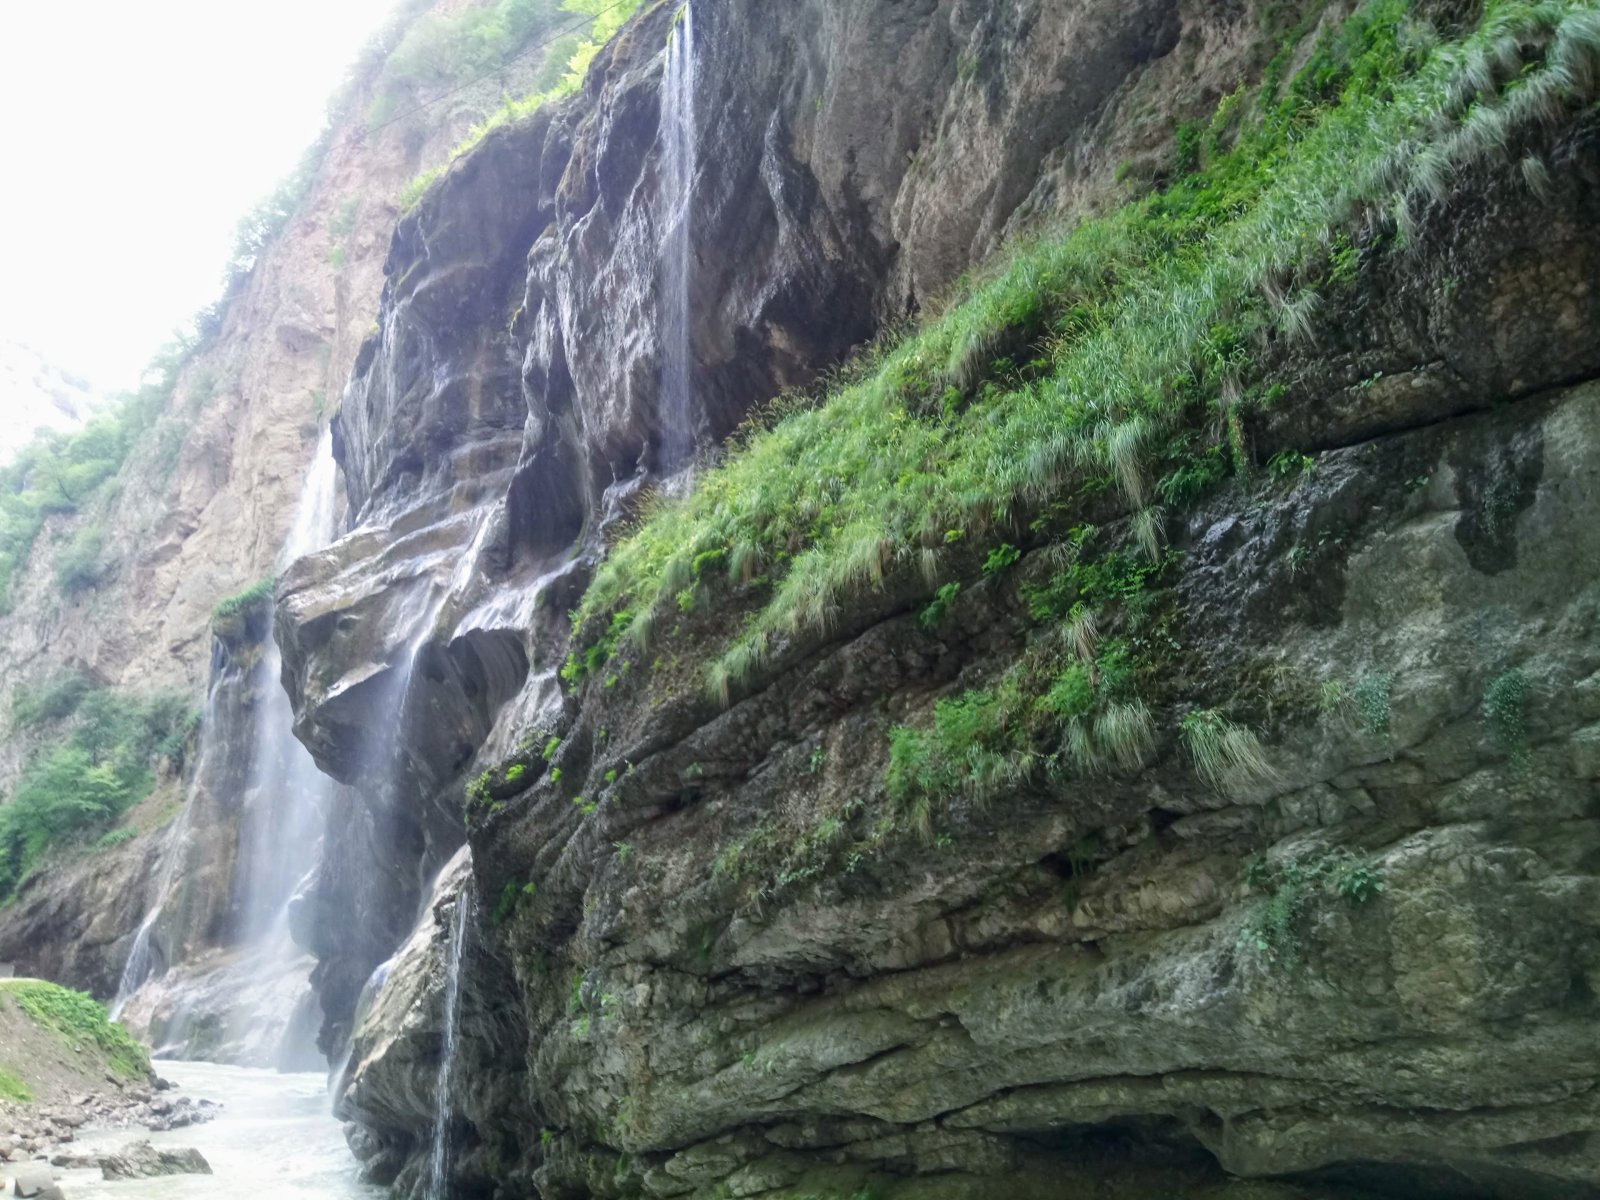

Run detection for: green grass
[[576, 0, 1600, 673], [0, 1066, 32, 1102], [559, 0, 1599, 818], [2, 980, 150, 1080]]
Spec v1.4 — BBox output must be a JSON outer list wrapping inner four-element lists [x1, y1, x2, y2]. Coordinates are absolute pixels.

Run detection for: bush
[[54, 526, 108, 594], [0, 689, 192, 901], [12, 672, 94, 728]]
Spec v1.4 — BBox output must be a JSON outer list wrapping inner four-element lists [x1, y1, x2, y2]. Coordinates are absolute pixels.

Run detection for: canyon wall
[[277, 0, 1600, 1196]]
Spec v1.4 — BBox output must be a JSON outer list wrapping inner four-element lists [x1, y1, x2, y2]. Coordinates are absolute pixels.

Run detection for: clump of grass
[[1182, 709, 1278, 795], [0, 1066, 32, 1102]]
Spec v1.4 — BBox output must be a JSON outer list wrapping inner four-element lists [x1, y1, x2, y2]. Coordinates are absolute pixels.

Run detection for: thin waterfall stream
[[658, 0, 697, 471], [425, 880, 475, 1200]]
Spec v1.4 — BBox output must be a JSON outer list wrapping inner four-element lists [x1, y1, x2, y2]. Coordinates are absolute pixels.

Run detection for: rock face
[[269, 0, 1600, 1195], [282, 0, 1289, 1066]]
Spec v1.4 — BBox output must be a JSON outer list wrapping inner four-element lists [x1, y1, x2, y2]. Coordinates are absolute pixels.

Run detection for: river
[[60, 1061, 380, 1200]]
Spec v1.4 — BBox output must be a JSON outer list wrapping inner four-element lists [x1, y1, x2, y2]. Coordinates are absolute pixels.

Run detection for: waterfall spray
[[658, 0, 697, 471]]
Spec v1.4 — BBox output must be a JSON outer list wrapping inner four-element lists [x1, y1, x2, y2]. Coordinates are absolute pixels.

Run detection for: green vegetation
[[1240, 851, 1385, 965], [54, 524, 109, 595], [1353, 670, 1395, 737], [212, 577, 276, 642], [561, 0, 1596, 819], [0, 689, 193, 901], [212, 577, 276, 623], [1182, 709, 1277, 795], [394, 0, 649, 212], [0, 353, 181, 613], [1484, 668, 1529, 767], [94, 827, 140, 851], [2, 980, 150, 1079], [492, 879, 539, 925], [13, 671, 94, 728], [0, 1066, 31, 1102]]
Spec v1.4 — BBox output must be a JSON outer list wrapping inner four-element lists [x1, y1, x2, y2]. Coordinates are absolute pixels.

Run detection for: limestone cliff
[[273, 0, 1600, 1197]]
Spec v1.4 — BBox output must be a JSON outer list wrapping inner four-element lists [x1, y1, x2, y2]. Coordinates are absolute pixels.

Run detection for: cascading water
[[236, 430, 340, 949], [425, 880, 475, 1200], [110, 431, 342, 1067], [658, 0, 697, 472], [109, 692, 219, 1019]]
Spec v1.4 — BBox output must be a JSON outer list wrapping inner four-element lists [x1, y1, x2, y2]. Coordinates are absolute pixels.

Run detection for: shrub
[[55, 526, 108, 594], [0, 689, 192, 901], [13, 671, 94, 728]]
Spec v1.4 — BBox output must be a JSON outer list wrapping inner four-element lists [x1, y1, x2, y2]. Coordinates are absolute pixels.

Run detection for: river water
[[60, 1061, 379, 1200]]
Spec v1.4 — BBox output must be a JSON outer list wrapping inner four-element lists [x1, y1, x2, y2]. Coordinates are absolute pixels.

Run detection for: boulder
[[8, 1162, 64, 1200], [97, 1141, 211, 1180]]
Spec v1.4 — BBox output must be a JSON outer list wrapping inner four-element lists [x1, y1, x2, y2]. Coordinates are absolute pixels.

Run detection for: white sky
[[0, 0, 398, 392]]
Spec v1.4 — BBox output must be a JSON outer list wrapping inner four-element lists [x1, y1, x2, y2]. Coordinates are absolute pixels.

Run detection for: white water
[[237, 430, 340, 948], [112, 432, 342, 1067], [109, 686, 222, 1018], [56, 1061, 379, 1200], [658, 0, 697, 470], [424, 884, 474, 1200]]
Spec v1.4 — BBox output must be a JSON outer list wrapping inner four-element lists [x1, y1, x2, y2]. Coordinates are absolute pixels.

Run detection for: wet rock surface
[[256, 0, 1600, 1197], [281, 0, 1301, 1072]]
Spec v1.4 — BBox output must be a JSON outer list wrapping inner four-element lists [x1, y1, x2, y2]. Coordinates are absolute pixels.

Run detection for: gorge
[[4, 1, 1600, 1198]]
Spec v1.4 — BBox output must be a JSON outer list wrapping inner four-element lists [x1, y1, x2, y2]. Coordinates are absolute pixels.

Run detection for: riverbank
[[0, 979, 187, 1162]]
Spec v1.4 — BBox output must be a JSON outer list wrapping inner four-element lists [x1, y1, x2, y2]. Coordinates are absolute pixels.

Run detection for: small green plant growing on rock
[[1240, 851, 1384, 966], [506, 763, 526, 784], [918, 580, 961, 628], [1353, 670, 1395, 737], [982, 543, 1021, 577], [1483, 668, 1529, 769]]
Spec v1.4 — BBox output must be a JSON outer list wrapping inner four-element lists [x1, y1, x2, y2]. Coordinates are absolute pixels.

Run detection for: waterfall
[[426, 881, 475, 1200], [109, 694, 218, 1018], [110, 431, 342, 1065], [658, 0, 697, 472], [236, 430, 340, 950]]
